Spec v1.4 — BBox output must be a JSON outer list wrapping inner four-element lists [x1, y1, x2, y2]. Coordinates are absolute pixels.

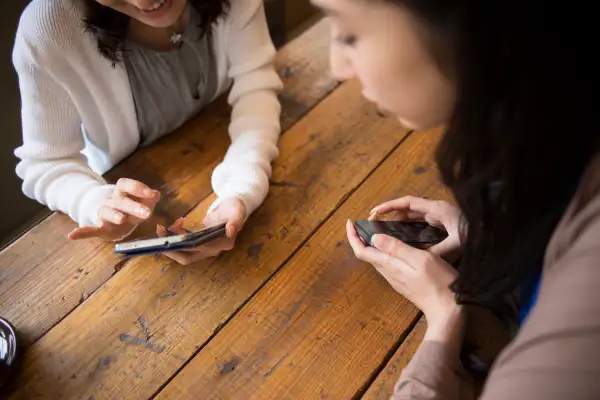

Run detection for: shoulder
[[14, 0, 88, 63], [223, 0, 265, 29]]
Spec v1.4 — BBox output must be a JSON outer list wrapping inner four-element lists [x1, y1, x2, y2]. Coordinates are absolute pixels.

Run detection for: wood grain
[[155, 129, 450, 400], [9, 80, 410, 400], [363, 318, 427, 400], [0, 19, 335, 345]]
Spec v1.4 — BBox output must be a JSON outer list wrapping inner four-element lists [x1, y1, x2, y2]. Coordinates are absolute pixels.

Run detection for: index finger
[[116, 178, 157, 199], [371, 233, 425, 266], [371, 196, 436, 216]]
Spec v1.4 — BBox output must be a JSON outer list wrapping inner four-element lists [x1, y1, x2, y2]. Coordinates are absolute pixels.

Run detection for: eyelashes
[[336, 34, 357, 46]]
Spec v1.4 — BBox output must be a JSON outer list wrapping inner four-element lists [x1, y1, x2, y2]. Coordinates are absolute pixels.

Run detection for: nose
[[330, 42, 355, 82]]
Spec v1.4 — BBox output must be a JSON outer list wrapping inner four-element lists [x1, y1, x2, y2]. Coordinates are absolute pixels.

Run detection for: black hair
[[393, 1, 600, 305], [81, 0, 229, 63]]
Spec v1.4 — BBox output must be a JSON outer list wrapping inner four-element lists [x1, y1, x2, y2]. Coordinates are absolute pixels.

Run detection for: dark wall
[[0, 0, 316, 247], [0, 1, 45, 247]]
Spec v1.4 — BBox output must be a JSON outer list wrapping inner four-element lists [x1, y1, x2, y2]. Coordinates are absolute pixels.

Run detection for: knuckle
[[421, 251, 437, 266], [354, 248, 366, 260]]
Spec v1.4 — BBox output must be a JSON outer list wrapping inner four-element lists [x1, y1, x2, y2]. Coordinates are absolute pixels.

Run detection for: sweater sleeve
[[209, 0, 284, 216], [475, 207, 600, 399], [392, 341, 475, 400], [12, 9, 114, 227]]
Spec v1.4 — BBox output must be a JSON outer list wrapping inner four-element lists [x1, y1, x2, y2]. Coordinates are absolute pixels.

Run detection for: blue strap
[[519, 270, 542, 324]]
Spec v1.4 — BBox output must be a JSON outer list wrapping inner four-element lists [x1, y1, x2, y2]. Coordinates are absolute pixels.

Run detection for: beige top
[[393, 154, 600, 399]]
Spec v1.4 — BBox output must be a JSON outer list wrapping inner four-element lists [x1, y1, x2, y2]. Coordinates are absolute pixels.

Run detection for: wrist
[[424, 303, 465, 343]]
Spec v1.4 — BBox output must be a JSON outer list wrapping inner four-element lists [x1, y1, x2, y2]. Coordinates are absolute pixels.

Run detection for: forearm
[[16, 157, 115, 226], [393, 307, 474, 400]]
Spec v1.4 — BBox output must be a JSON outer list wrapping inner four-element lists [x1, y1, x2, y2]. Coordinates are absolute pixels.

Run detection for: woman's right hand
[[369, 196, 463, 262], [68, 178, 161, 242]]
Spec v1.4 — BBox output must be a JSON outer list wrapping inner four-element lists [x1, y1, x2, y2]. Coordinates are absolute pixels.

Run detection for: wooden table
[[0, 20, 504, 400]]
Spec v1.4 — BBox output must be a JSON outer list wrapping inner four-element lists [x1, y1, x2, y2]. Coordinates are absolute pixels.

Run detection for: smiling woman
[[12, 0, 283, 264], [83, 0, 228, 61]]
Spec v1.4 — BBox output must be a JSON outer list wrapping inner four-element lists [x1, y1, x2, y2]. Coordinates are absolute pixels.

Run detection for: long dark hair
[[81, 0, 229, 64], [395, 2, 600, 305]]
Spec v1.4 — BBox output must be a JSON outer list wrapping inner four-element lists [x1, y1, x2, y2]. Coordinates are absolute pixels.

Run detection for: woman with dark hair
[[12, 0, 283, 264], [313, 0, 600, 398]]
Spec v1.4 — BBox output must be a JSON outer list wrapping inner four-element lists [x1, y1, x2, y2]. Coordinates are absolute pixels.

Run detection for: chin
[[397, 115, 446, 132], [133, 0, 186, 28]]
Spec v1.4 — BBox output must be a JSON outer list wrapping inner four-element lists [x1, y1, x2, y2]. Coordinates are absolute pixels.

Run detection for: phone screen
[[354, 220, 448, 247]]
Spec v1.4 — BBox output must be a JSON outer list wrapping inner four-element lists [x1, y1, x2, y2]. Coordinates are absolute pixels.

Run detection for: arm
[[12, 29, 114, 227], [392, 307, 476, 400], [476, 217, 600, 399], [210, 0, 284, 216]]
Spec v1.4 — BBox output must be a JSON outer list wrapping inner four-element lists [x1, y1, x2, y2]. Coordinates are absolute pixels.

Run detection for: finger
[[371, 234, 422, 269], [371, 196, 437, 216], [346, 220, 377, 258], [140, 190, 161, 208], [196, 237, 234, 252], [106, 197, 152, 220], [98, 206, 126, 225], [116, 178, 157, 199], [161, 251, 196, 265], [428, 239, 456, 257], [180, 244, 225, 258], [68, 226, 102, 240], [168, 218, 186, 235], [162, 250, 212, 265], [368, 210, 425, 221], [225, 210, 245, 238], [157, 224, 168, 237], [346, 221, 413, 273]]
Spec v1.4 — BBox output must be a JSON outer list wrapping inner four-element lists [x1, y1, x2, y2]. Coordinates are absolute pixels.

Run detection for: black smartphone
[[114, 223, 227, 257], [354, 220, 448, 249]]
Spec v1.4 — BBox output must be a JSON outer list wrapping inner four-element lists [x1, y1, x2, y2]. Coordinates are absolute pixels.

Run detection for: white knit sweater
[[12, 0, 283, 227]]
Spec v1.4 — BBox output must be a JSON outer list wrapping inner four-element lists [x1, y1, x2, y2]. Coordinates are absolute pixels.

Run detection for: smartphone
[[354, 220, 448, 249], [114, 223, 227, 257]]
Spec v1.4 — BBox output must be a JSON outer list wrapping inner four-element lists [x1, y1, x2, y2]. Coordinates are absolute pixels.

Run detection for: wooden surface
[[0, 19, 336, 346], [363, 318, 427, 400], [1, 19, 503, 400]]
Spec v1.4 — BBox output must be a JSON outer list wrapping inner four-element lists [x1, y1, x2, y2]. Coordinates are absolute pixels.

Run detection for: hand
[[347, 219, 462, 335], [69, 178, 160, 242], [157, 197, 246, 265], [369, 196, 463, 263]]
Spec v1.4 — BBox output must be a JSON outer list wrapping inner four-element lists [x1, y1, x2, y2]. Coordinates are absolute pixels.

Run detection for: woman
[[313, 0, 600, 398], [12, 0, 282, 264]]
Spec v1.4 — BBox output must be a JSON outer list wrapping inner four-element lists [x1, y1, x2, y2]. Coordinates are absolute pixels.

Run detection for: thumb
[[371, 234, 421, 261], [68, 226, 102, 240], [224, 206, 245, 238]]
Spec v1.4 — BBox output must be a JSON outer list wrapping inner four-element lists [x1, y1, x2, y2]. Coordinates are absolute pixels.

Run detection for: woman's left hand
[[157, 198, 246, 265], [346, 219, 460, 329]]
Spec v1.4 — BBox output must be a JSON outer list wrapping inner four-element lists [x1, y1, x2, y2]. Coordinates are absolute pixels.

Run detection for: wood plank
[[155, 129, 450, 400], [10, 80, 410, 400], [363, 318, 427, 400], [0, 19, 336, 345]]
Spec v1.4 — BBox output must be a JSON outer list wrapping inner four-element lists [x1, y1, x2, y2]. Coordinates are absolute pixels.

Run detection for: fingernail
[[138, 207, 150, 217], [371, 234, 383, 248], [144, 189, 154, 197], [113, 212, 124, 222], [370, 208, 378, 215]]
